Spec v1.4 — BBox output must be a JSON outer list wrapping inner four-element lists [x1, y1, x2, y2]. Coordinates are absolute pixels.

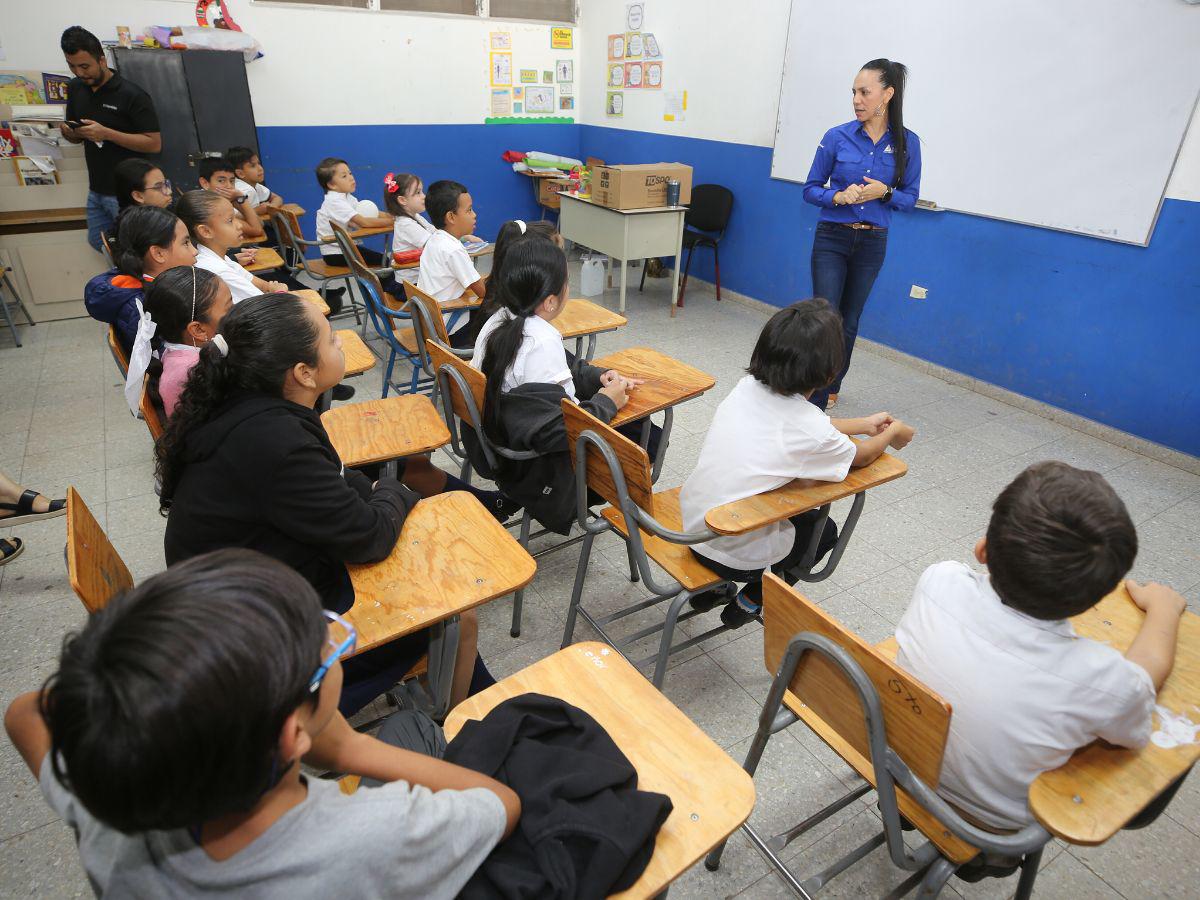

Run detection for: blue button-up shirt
[[802, 120, 922, 228]]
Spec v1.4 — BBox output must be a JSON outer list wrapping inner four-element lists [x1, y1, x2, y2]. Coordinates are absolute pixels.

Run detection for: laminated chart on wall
[[624, 62, 643, 89], [602, 4, 671, 122], [490, 53, 512, 87], [525, 86, 555, 114], [490, 31, 512, 50], [490, 89, 512, 116], [556, 60, 573, 82], [625, 33, 644, 59], [644, 61, 662, 90], [609, 64, 625, 88], [520, 69, 538, 83], [626, 2, 645, 30], [551, 27, 573, 49], [607, 92, 624, 117], [608, 34, 626, 60]]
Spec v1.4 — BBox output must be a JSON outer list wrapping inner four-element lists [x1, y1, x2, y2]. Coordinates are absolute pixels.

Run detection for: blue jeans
[[86, 191, 120, 253], [809, 222, 888, 410]]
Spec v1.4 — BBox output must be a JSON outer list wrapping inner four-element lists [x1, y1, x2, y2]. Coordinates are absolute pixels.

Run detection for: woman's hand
[[858, 176, 890, 202], [235, 248, 257, 266], [834, 184, 863, 206]]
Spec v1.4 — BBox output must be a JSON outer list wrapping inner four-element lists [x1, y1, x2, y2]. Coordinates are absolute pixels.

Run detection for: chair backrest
[[274, 207, 327, 281], [761, 573, 950, 791], [99, 230, 115, 266], [427, 339, 486, 426], [560, 399, 654, 515], [685, 184, 735, 234], [66, 487, 134, 613], [139, 375, 164, 441], [403, 281, 453, 348], [107, 326, 129, 377], [329, 220, 368, 268]]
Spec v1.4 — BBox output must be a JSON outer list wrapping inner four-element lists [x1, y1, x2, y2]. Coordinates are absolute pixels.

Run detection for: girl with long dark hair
[[83, 206, 197, 353], [157, 294, 498, 714], [802, 58, 922, 410]]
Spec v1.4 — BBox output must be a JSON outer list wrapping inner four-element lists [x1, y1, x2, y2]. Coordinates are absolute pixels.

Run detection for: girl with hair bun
[[83, 206, 197, 354]]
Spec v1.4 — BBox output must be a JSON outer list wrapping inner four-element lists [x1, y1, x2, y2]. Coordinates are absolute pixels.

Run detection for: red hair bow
[[384, 172, 400, 194]]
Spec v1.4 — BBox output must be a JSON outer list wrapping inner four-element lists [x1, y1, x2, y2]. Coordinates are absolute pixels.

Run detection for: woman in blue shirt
[[802, 59, 921, 410]]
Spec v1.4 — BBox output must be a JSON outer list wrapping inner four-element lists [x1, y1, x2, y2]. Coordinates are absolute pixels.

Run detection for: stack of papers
[[8, 105, 66, 122]]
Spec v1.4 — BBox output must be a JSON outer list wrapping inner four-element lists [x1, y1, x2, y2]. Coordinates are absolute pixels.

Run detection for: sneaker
[[720, 589, 762, 629], [688, 585, 733, 613], [332, 384, 356, 402]]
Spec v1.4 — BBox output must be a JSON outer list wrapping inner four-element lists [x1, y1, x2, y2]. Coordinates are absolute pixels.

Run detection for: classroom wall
[[2, 0, 583, 234], [577, 0, 1200, 458]]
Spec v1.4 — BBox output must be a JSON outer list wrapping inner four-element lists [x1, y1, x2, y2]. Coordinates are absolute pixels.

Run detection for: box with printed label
[[537, 176, 572, 210], [590, 163, 693, 210]]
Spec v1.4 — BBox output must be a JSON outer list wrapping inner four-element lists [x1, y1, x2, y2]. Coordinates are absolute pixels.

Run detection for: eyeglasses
[[309, 610, 357, 694], [148, 179, 172, 195]]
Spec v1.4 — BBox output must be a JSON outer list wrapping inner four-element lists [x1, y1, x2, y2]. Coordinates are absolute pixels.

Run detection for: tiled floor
[[2, 265, 1198, 898]]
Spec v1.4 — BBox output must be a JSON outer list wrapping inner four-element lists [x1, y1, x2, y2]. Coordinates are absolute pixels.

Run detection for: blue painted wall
[[579, 124, 1200, 457], [252, 120, 1200, 456], [256, 123, 580, 241]]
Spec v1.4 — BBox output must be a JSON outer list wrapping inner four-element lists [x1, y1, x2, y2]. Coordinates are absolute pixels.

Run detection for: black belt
[[838, 222, 887, 231]]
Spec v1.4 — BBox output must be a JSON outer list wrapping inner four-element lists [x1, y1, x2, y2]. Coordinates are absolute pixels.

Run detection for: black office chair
[[640, 183, 734, 307]]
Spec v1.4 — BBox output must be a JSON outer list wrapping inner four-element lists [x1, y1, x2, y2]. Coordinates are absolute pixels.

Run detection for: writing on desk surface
[[887, 677, 922, 716]]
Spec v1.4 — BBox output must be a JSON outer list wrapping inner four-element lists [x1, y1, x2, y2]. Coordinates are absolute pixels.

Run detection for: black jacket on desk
[[163, 393, 419, 612], [445, 693, 673, 900], [463, 360, 617, 536]]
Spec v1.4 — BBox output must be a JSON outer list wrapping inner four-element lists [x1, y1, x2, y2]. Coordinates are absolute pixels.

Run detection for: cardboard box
[[537, 176, 572, 210], [591, 163, 693, 210]]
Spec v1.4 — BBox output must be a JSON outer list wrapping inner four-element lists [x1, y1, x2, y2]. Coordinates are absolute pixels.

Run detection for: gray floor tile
[[0, 821, 91, 898], [1067, 813, 1200, 897]]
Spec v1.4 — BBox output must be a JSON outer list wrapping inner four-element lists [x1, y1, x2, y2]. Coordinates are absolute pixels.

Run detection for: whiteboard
[[770, 0, 1200, 245]]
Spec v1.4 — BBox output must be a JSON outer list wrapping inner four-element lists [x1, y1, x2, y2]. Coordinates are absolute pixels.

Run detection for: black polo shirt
[[65, 70, 160, 196]]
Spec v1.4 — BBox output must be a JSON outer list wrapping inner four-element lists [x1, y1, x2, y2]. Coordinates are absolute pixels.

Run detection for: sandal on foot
[[0, 537, 24, 566], [0, 490, 66, 527]]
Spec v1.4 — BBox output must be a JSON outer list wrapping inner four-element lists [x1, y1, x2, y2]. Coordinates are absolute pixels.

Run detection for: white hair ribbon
[[212, 334, 229, 357], [515, 219, 527, 234], [124, 299, 157, 416]]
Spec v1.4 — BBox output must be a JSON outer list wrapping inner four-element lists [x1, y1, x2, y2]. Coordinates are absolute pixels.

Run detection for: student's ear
[[278, 709, 312, 764], [290, 360, 318, 391], [147, 244, 169, 266], [198, 177, 211, 190], [185, 320, 210, 345], [974, 537, 987, 565], [131, 189, 146, 206]]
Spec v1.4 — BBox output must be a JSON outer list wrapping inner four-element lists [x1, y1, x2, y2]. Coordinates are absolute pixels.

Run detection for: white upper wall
[[578, 0, 1199, 203], [1, 0, 579, 127]]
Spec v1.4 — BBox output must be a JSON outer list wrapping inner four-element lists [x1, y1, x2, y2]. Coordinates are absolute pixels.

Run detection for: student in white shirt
[[198, 157, 267, 244], [176, 189, 286, 303], [896, 461, 1188, 832], [227, 146, 283, 211], [680, 299, 915, 628], [418, 180, 488, 348], [314, 157, 401, 306], [384, 172, 436, 261]]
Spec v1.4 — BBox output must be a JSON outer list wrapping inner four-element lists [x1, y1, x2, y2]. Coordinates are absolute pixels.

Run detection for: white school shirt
[[471, 308, 575, 399], [393, 213, 436, 253], [234, 178, 271, 209], [417, 229, 479, 302], [194, 244, 260, 304], [680, 376, 856, 571], [316, 191, 360, 257], [896, 561, 1156, 830]]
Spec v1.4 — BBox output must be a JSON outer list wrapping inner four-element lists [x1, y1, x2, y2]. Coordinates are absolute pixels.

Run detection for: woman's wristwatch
[[881, 187, 894, 204]]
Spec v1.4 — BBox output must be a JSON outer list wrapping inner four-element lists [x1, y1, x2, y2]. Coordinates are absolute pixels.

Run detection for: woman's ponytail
[[112, 206, 178, 278], [862, 58, 908, 187]]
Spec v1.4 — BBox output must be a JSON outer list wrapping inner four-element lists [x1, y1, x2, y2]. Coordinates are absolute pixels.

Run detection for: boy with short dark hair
[[227, 145, 283, 211], [681, 299, 915, 627], [419, 180, 487, 305], [199, 156, 267, 241], [897, 461, 1187, 830], [4, 549, 519, 897]]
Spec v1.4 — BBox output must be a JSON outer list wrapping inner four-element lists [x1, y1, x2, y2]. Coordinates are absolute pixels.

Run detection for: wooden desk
[[291, 288, 330, 317], [559, 192, 687, 316], [445, 642, 756, 899], [322, 394, 449, 469], [347, 491, 537, 715], [0, 208, 88, 236], [1029, 586, 1200, 844], [259, 203, 306, 218], [706, 454, 908, 535], [554, 299, 628, 360], [322, 224, 393, 243], [338, 329, 376, 377], [243, 246, 285, 273], [593, 347, 715, 429]]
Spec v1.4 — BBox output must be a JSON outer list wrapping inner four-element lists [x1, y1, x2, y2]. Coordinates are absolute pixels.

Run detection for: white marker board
[[770, 0, 1200, 245]]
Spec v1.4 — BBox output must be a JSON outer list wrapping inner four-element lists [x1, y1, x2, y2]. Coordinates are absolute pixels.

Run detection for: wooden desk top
[[346, 492, 536, 653], [519, 169, 572, 178], [553, 299, 628, 340], [706, 453, 908, 536], [336, 329, 376, 376], [445, 642, 756, 899], [0, 208, 88, 228], [322, 224, 393, 243], [291, 289, 330, 317], [1029, 586, 1200, 844], [259, 203, 306, 218], [243, 246, 285, 273], [440, 291, 482, 312], [322, 394, 449, 469], [592, 347, 716, 428]]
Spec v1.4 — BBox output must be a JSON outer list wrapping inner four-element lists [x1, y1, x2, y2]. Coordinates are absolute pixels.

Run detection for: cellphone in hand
[[66, 120, 84, 130]]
